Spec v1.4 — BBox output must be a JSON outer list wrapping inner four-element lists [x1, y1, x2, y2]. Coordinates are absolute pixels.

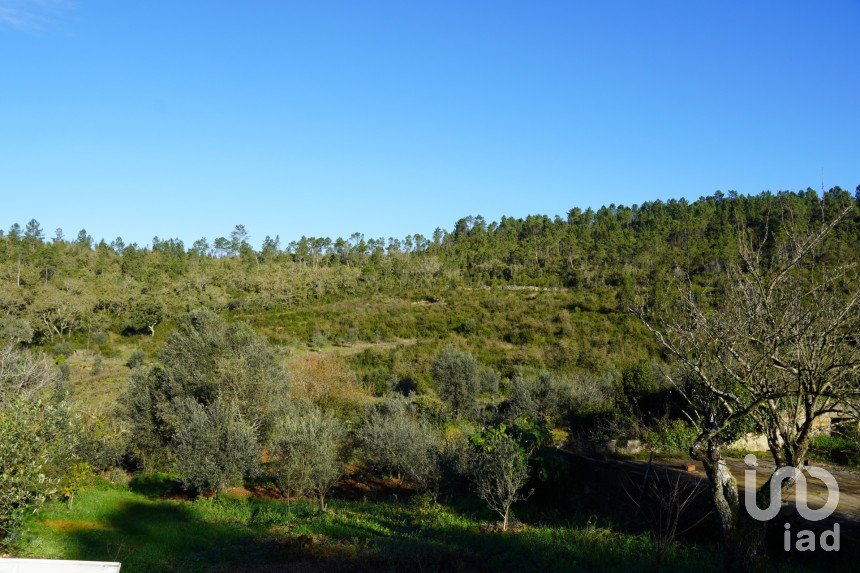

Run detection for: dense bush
[[618, 362, 663, 416], [505, 371, 608, 425], [430, 345, 481, 417], [1, 399, 61, 541], [172, 399, 259, 496], [158, 309, 289, 441], [0, 316, 33, 345], [810, 431, 860, 467], [0, 346, 77, 543], [355, 394, 441, 490], [75, 411, 126, 471], [91, 356, 103, 376], [644, 417, 700, 454], [122, 300, 163, 336]]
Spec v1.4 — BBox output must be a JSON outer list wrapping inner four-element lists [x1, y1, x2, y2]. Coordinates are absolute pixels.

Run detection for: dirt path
[[591, 454, 860, 523], [721, 457, 860, 523]]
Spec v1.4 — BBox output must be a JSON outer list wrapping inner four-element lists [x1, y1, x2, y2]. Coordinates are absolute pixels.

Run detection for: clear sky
[[1, 1, 858, 247]]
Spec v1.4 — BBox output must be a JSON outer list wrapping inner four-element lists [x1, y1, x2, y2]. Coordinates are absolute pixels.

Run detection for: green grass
[[15, 479, 718, 572], [808, 434, 860, 468]]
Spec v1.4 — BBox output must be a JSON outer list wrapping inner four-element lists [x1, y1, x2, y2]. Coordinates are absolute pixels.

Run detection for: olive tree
[[0, 316, 33, 345], [470, 431, 531, 532], [122, 299, 163, 336], [122, 309, 289, 474], [506, 371, 581, 425], [272, 403, 345, 512], [355, 394, 440, 490], [172, 399, 259, 496], [430, 345, 481, 417]]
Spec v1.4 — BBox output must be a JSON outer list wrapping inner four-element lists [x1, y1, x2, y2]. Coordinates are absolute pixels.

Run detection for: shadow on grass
[[38, 482, 727, 573], [55, 498, 289, 572], [128, 472, 185, 499]]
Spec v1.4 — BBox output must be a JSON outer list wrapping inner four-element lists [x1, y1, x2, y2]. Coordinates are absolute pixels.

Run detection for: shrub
[[126, 349, 146, 369], [310, 330, 329, 349], [0, 398, 71, 543], [430, 346, 481, 417], [0, 347, 77, 544], [810, 432, 860, 467], [172, 399, 259, 496], [271, 402, 345, 512], [480, 369, 500, 395], [345, 327, 360, 344], [505, 372, 580, 425], [91, 357, 103, 376], [362, 367, 393, 395], [75, 411, 126, 471], [645, 418, 699, 454], [52, 341, 72, 358], [619, 362, 661, 415], [122, 300, 163, 336], [60, 462, 92, 509], [455, 318, 479, 336], [440, 429, 475, 481], [0, 317, 33, 345], [355, 394, 441, 490]]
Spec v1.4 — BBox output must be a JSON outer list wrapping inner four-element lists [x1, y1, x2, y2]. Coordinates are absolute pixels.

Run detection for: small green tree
[[272, 403, 345, 512], [60, 462, 92, 509], [470, 430, 531, 531], [430, 346, 481, 417]]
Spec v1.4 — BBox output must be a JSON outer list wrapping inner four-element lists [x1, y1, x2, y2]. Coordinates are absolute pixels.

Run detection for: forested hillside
[[2, 187, 859, 571], [3, 187, 857, 346]]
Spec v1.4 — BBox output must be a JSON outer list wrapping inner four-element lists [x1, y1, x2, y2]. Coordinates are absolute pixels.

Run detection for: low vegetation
[[16, 478, 720, 573]]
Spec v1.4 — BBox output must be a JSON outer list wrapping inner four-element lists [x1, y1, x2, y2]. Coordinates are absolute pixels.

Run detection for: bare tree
[[626, 464, 709, 567], [636, 202, 860, 540]]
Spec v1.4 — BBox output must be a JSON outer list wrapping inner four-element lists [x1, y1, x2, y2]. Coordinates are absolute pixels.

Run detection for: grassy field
[[15, 478, 718, 573]]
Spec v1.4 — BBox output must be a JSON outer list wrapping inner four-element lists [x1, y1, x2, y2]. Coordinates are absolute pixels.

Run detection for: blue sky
[[1, 1, 858, 247]]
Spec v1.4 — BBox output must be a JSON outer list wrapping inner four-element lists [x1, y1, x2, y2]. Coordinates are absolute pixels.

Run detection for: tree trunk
[[502, 508, 509, 532], [701, 455, 740, 537]]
